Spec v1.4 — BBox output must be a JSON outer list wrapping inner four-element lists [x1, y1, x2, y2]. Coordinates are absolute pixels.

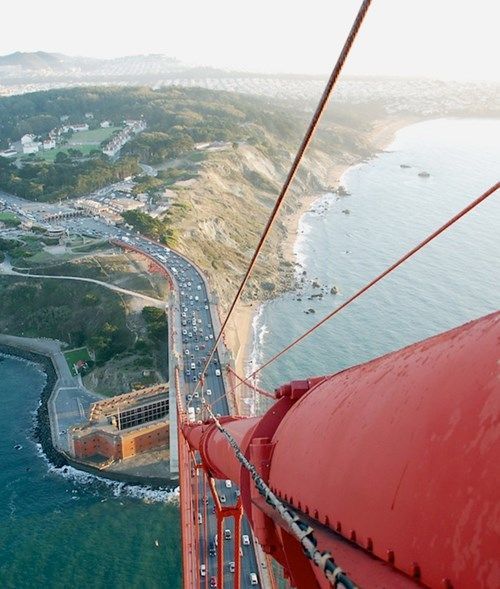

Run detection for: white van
[[215, 369, 221, 377], [249, 573, 258, 585]]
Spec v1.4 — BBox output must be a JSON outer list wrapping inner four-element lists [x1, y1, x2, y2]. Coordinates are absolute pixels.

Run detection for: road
[[114, 233, 261, 589], [0, 265, 164, 305]]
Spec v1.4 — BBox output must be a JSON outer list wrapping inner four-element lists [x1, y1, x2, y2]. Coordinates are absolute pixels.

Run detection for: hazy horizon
[[1, 0, 499, 83]]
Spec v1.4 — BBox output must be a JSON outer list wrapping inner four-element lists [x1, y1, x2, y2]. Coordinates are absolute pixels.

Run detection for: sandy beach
[[224, 114, 420, 409], [224, 302, 255, 377]]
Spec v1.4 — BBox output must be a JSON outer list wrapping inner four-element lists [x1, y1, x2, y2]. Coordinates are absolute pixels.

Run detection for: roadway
[[114, 232, 261, 589]]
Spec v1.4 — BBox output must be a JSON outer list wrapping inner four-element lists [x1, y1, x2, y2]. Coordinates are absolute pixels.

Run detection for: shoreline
[[229, 114, 421, 397], [0, 343, 67, 467], [0, 342, 177, 489]]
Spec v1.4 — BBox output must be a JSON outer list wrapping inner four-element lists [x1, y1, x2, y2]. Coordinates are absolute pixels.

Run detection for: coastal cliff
[[169, 114, 412, 312]]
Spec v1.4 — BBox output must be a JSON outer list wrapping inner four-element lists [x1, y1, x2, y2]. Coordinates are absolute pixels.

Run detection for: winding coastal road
[[111, 232, 263, 588]]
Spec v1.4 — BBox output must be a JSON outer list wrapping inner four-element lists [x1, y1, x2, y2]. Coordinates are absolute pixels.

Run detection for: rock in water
[[337, 185, 350, 196]]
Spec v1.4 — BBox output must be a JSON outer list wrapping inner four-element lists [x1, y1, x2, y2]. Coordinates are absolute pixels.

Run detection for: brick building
[[68, 384, 170, 463]]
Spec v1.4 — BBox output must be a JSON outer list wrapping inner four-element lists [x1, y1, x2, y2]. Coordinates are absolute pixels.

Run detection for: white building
[[100, 120, 112, 128], [22, 142, 39, 154], [70, 123, 89, 132], [21, 134, 36, 145], [0, 148, 17, 158], [43, 139, 56, 150], [62, 123, 89, 133]]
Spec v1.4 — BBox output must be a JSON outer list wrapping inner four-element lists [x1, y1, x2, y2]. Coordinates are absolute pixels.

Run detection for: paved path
[[0, 264, 164, 305], [0, 334, 103, 451]]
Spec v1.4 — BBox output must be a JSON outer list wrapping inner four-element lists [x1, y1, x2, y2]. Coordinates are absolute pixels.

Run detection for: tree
[[55, 152, 70, 164]]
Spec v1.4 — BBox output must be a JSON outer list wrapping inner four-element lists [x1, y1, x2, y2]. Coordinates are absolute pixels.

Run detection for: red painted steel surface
[[182, 312, 500, 588], [178, 415, 198, 589]]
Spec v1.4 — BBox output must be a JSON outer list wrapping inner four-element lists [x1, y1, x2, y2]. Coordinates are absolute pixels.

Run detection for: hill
[[0, 51, 80, 69], [0, 51, 181, 74], [0, 85, 390, 307], [0, 86, 380, 202]]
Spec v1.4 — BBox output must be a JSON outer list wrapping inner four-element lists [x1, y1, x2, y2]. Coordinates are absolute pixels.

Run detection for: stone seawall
[[0, 343, 67, 467], [0, 342, 178, 489]]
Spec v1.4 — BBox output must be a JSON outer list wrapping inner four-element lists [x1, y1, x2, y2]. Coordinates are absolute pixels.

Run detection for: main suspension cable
[[203, 403, 358, 588], [192, 0, 374, 398]]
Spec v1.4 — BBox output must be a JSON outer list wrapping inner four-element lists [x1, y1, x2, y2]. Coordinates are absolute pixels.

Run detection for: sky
[[1, 0, 499, 82]]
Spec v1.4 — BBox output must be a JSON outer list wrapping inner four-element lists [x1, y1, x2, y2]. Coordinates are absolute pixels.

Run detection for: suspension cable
[[192, 0, 374, 399], [227, 365, 274, 399], [202, 403, 357, 588], [223, 182, 500, 397]]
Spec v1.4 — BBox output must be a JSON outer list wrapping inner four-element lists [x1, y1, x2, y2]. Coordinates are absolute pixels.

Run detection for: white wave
[[339, 163, 363, 188], [50, 463, 180, 504], [35, 442, 178, 504], [293, 193, 336, 275], [293, 213, 313, 272], [246, 304, 267, 380]]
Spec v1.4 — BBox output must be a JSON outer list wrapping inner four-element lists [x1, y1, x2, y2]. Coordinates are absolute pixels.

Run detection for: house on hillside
[[21, 133, 36, 145], [100, 120, 112, 128], [43, 139, 56, 150], [0, 148, 17, 158], [70, 123, 89, 132], [22, 140, 40, 154]]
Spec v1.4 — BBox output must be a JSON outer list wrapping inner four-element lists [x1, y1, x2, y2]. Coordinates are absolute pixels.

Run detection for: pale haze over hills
[[0, 0, 499, 82]]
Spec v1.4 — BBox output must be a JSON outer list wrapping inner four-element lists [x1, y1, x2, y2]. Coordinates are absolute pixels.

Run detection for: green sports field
[[64, 347, 92, 374], [67, 127, 122, 146]]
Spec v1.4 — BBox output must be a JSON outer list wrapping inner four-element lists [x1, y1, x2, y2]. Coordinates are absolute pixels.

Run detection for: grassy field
[[0, 211, 21, 225], [0, 211, 19, 221], [64, 347, 92, 374], [67, 127, 122, 146], [35, 144, 97, 161], [22, 127, 122, 162]]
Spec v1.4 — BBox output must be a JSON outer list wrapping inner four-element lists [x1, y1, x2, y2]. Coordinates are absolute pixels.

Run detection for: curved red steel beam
[[182, 312, 500, 588]]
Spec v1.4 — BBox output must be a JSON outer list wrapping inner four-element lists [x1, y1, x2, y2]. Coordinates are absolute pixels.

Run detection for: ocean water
[[249, 118, 500, 393], [0, 355, 181, 589]]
